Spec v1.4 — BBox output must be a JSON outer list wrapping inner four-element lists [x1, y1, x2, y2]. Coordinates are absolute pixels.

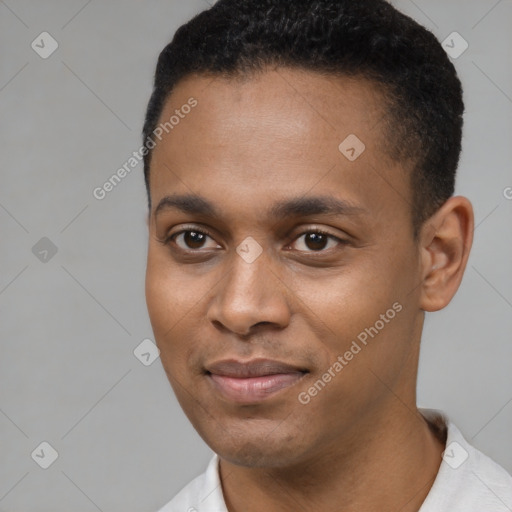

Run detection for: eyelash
[[159, 225, 348, 255]]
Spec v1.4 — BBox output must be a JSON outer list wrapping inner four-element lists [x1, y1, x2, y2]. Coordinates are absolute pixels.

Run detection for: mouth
[[205, 358, 309, 404]]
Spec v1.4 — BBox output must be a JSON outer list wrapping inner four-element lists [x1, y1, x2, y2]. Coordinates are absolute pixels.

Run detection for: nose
[[206, 250, 291, 337]]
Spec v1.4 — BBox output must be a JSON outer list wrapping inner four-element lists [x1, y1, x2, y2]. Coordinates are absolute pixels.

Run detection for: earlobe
[[419, 196, 474, 312]]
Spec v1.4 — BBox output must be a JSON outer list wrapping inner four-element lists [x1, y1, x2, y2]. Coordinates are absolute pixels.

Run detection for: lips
[[205, 358, 308, 404]]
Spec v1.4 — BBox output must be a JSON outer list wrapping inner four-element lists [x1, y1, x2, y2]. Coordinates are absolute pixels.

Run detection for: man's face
[[145, 69, 425, 467]]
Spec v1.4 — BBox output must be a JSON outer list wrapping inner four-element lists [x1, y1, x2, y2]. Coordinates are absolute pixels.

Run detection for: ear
[[418, 196, 474, 312]]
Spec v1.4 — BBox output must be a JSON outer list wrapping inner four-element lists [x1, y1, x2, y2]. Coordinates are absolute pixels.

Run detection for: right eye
[[163, 227, 222, 252]]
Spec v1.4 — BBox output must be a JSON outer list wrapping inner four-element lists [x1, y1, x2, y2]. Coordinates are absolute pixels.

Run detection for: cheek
[[145, 248, 214, 378], [145, 252, 194, 377], [145, 258, 171, 333], [145, 268, 194, 399], [145, 248, 194, 331], [288, 254, 415, 383], [288, 262, 398, 340]]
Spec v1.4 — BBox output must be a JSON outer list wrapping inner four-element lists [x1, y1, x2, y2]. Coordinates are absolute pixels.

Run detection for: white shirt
[[157, 409, 512, 512]]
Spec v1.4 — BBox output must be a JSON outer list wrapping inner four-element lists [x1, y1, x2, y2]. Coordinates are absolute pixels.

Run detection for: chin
[[197, 416, 313, 468], [218, 442, 306, 468]]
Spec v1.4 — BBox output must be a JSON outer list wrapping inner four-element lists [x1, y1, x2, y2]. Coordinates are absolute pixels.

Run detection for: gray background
[[0, 0, 511, 511]]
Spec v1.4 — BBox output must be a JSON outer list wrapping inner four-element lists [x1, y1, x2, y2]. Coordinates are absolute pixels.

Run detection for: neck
[[219, 404, 445, 512]]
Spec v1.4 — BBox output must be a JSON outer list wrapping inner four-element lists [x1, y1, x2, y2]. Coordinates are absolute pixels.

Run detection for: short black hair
[[142, 0, 464, 237]]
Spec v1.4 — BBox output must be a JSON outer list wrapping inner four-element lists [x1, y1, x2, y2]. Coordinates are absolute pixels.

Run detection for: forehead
[[159, 68, 386, 148], [149, 68, 410, 228]]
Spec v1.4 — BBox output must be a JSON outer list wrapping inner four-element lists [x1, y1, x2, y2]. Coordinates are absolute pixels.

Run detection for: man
[[142, 0, 512, 510]]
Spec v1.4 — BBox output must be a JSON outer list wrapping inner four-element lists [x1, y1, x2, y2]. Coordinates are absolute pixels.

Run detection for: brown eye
[[170, 229, 220, 251], [303, 232, 329, 251], [182, 231, 207, 249], [290, 230, 346, 253]]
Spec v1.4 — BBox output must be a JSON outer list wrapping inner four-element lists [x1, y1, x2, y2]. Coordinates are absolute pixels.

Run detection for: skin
[[145, 68, 474, 512]]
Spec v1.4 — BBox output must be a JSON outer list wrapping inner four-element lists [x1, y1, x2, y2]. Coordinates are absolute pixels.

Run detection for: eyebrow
[[154, 193, 366, 220]]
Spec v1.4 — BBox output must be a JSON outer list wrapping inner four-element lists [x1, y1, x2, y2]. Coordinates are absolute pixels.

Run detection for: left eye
[[289, 231, 343, 252]]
